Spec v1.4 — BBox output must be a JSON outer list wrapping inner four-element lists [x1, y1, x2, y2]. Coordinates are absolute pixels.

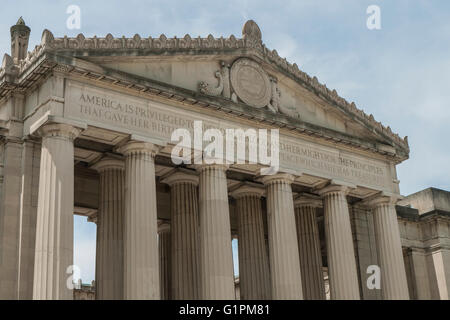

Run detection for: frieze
[[64, 80, 393, 192]]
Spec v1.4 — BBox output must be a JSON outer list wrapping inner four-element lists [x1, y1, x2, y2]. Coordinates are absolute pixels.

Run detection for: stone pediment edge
[[0, 21, 409, 155]]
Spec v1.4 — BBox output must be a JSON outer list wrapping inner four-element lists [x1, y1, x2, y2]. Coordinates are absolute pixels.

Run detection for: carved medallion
[[230, 58, 271, 108]]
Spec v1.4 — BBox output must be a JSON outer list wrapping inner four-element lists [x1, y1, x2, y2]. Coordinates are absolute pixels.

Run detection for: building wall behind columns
[[0, 139, 23, 299], [403, 249, 415, 298], [349, 205, 382, 300], [17, 140, 41, 299], [74, 167, 99, 209], [403, 248, 432, 299]]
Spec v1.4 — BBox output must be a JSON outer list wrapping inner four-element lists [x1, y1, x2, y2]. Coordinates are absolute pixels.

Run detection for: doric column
[[120, 141, 160, 300], [318, 184, 360, 300], [17, 140, 41, 300], [91, 157, 125, 300], [158, 221, 171, 300], [230, 184, 271, 300], [261, 173, 303, 300], [369, 196, 409, 299], [294, 194, 325, 300], [33, 123, 81, 300], [0, 138, 23, 300], [161, 170, 199, 300], [197, 164, 235, 299]]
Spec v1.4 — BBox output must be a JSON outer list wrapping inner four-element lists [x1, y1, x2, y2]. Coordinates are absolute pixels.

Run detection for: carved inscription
[[65, 81, 392, 191], [279, 142, 388, 187], [73, 89, 199, 141]]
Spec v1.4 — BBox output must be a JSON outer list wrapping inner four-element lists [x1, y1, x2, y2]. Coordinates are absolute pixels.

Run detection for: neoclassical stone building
[[0, 18, 447, 300]]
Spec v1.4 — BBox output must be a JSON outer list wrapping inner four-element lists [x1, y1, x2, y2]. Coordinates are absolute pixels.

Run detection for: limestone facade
[[0, 18, 447, 300], [397, 188, 450, 300]]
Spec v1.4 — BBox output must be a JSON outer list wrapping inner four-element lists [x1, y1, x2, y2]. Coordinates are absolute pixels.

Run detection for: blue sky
[[2, 1, 449, 283]]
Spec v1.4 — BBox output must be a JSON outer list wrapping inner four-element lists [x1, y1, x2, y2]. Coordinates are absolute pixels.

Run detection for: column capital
[[229, 183, 265, 199], [160, 169, 199, 187], [38, 123, 82, 141], [158, 220, 171, 233], [194, 163, 229, 173], [258, 173, 295, 186], [360, 192, 402, 208], [317, 182, 354, 197], [118, 141, 160, 157], [294, 193, 323, 208], [91, 156, 125, 172], [366, 196, 399, 208]]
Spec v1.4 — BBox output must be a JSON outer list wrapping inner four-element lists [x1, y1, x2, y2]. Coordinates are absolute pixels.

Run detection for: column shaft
[[320, 185, 360, 300], [93, 159, 125, 300], [198, 165, 235, 299], [372, 199, 409, 299], [17, 140, 41, 300], [122, 142, 159, 300], [234, 191, 271, 299], [158, 223, 171, 300], [295, 204, 325, 300], [33, 124, 80, 300], [263, 174, 303, 299], [162, 171, 200, 300], [0, 140, 23, 299]]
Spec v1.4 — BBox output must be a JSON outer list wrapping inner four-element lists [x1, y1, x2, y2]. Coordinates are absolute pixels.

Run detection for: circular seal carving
[[230, 58, 271, 108]]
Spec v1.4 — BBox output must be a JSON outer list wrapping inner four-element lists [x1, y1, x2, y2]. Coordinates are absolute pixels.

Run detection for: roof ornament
[[242, 20, 263, 48], [16, 17, 26, 25], [41, 29, 55, 48], [10, 17, 31, 62], [1, 54, 14, 70]]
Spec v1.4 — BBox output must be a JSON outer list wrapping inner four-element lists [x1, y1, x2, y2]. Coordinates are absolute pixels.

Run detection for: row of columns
[[31, 123, 409, 300]]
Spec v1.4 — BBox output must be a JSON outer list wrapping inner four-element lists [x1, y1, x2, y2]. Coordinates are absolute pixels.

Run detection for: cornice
[[0, 20, 409, 157]]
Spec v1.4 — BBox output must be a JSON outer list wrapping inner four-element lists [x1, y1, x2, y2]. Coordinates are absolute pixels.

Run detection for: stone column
[[230, 184, 271, 300], [158, 221, 171, 300], [370, 196, 409, 299], [92, 157, 125, 300], [120, 141, 160, 300], [197, 164, 235, 299], [0, 138, 23, 299], [294, 195, 325, 300], [261, 173, 303, 299], [33, 123, 81, 300], [17, 140, 41, 300], [318, 184, 360, 300], [161, 170, 199, 300]]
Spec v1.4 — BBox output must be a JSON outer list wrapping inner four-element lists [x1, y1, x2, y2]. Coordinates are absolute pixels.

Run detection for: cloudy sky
[[2, 0, 449, 283]]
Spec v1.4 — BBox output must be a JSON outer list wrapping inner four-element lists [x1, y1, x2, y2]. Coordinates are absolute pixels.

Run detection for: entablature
[[0, 20, 410, 160]]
